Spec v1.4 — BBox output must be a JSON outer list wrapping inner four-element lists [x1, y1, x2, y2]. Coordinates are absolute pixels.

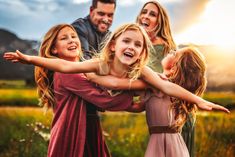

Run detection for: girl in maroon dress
[[4, 23, 229, 156], [4, 24, 135, 157], [4, 23, 228, 117]]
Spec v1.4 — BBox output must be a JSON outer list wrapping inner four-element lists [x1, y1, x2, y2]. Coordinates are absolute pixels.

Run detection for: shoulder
[[71, 16, 90, 35], [152, 36, 167, 45], [98, 60, 110, 75], [54, 72, 86, 80]]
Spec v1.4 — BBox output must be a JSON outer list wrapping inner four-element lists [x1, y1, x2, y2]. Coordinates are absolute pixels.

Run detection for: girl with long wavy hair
[[4, 23, 228, 117], [3, 23, 137, 157], [85, 47, 229, 157], [4, 24, 229, 157]]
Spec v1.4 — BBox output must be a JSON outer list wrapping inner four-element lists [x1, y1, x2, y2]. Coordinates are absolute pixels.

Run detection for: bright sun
[[175, 0, 235, 53]]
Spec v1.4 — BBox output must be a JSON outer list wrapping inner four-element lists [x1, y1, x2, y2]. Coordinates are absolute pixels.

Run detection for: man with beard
[[72, 0, 116, 59], [71, 0, 116, 156]]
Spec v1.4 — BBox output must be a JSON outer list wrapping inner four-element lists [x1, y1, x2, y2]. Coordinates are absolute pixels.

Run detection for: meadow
[[0, 82, 234, 157], [0, 108, 234, 157]]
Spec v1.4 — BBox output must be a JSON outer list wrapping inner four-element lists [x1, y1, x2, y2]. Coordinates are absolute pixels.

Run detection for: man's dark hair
[[92, 0, 116, 8]]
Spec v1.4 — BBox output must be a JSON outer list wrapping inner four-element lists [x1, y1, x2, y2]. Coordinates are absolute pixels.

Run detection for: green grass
[[0, 107, 52, 157], [0, 108, 234, 157], [203, 91, 235, 109], [0, 89, 39, 106], [195, 111, 235, 157], [0, 80, 26, 87]]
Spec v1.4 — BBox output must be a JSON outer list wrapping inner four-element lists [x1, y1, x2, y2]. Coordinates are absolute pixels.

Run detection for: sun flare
[[175, 0, 235, 53]]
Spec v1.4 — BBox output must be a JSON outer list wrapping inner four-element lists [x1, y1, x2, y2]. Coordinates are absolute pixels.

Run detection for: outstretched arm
[[86, 73, 148, 90], [4, 50, 99, 73], [141, 66, 230, 113]]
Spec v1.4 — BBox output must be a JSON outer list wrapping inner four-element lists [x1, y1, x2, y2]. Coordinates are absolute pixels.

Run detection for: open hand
[[3, 50, 31, 64], [197, 100, 230, 113]]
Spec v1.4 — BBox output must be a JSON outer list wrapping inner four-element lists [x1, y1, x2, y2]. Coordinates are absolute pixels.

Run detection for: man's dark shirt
[[72, 15, 110, 60]]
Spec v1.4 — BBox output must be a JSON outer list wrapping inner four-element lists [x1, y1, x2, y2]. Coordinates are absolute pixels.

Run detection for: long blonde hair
[[169, 47, 207, 128], [35, 24, 81, 109], [99, 23, 152, 80], [136, 1, 176, 54]]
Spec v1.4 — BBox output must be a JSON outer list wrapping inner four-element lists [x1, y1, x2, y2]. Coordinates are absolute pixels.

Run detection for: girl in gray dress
[[136, 1, 195, 156], [85, 47, 229, 157]]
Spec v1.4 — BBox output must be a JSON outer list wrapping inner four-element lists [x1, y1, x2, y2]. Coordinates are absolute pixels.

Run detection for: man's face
[[90, 1, 115, 33]]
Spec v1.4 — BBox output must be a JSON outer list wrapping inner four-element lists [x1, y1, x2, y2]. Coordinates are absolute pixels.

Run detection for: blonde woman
[[136, 0, 176, 73]]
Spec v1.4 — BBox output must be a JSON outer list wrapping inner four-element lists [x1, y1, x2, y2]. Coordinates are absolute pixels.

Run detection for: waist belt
[[149, 126, 180, 134]]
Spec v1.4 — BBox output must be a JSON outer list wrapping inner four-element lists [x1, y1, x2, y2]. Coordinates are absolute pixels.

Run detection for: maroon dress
[[47, 73, 133, 157]]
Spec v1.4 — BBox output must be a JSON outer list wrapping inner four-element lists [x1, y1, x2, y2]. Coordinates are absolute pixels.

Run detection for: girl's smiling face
[[52, 26, 81, 61], [112, 29, 144, 66]]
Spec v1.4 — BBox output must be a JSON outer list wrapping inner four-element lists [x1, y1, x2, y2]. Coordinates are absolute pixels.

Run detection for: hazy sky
[[0, 0, 235, 51]]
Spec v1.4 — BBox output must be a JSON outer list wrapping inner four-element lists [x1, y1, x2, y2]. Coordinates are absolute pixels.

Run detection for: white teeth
[[124, 52, 133, 58], [141, 21, 149, 27], [68, 46, 77, 50]]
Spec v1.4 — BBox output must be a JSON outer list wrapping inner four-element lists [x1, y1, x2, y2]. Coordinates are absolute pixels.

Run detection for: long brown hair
[[35, 24, 81, 109], [169, 47, 207, 128], [136, 1, 176, 54]]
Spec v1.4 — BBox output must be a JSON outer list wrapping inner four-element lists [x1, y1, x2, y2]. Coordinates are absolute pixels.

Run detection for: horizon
[[0, 0, 235, 53]]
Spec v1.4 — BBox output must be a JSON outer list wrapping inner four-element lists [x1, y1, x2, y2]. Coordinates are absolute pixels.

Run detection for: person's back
[[144, 89, 190, 157], [144, 47, 207, 157]]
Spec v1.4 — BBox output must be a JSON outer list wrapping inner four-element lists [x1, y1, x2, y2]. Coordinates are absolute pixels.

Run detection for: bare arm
[[86, 73, 148, 90], [141, 66, 230, 113], [4, 50, 99, 73]]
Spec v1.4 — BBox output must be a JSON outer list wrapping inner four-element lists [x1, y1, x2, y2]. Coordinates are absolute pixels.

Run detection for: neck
[[111, 58, 129, 78], [147, 31, 155, 42]]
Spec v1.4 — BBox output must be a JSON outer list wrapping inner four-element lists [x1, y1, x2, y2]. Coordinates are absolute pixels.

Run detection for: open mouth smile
[[123, 51, 134, 58], [68, 45, 77, 51]]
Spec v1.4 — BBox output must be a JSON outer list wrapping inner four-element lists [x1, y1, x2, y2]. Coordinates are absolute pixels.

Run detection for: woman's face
[[138, 3, 159, 33], [52, 26, 81, 61], [112, 29, 144, 66]]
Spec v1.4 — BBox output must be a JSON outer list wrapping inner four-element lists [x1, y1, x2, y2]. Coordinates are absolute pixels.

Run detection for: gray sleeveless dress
[[147, 44, 195, 157], [142, 90, 190, 157]]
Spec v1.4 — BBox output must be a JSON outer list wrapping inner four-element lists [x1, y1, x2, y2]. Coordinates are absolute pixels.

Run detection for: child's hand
[[197, 100, 230, 113], [3, 50, 31, 64], [84, 72, 98, 81]]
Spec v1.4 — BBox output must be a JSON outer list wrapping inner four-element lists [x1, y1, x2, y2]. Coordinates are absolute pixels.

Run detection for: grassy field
[[0, 82, 234, 156], [0, 89, 38, 106], [0, 107, 234, 157], [0, 87, 234, 108]]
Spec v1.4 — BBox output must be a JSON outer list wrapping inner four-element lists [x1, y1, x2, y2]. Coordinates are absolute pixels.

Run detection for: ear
[[51, 47, 58, 55], [90, 6, 94, 14], [110, 41, 116, 52], [169, 65, 176, 75]]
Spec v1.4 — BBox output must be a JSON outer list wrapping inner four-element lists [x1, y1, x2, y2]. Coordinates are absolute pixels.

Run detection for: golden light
[[175, 0, 235, 53]]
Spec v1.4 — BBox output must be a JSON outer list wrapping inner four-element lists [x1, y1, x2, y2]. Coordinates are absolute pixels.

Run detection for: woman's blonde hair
[[169, 47, 207, 129], [100, 23, 152, 80], [136, 1, 176, 54], [35, 24, 81, 109]]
